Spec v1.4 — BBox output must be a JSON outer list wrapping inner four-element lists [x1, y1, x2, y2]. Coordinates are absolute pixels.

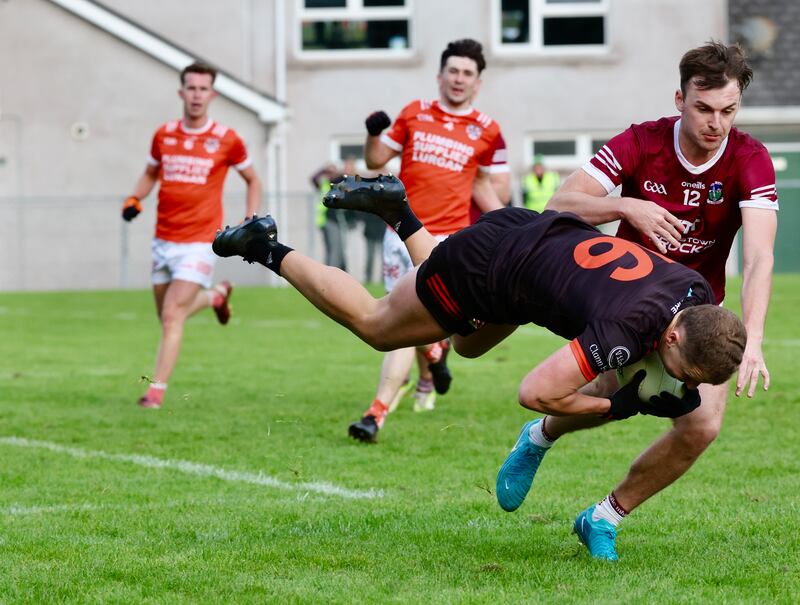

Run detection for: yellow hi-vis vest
[[316, 178, 331, 228], [523, 172, 559, 213]]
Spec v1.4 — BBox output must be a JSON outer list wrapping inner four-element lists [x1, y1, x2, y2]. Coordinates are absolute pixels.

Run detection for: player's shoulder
[[629, 116, 677, 137], [154, 120, 180, 137], [208, 121, 241, 141], [470, 107, 502, 135], [726, 126, 770, 158], [401, 99, 433, 115]]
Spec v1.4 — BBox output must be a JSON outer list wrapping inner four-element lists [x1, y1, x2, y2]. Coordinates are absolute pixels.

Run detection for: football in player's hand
[[616, 353, 685, 404]]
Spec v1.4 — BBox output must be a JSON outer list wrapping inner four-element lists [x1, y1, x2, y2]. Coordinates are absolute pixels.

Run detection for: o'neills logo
[[607, 346, 631, 368]]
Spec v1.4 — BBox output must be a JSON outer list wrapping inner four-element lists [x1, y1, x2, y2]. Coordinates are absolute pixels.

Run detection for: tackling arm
[[736, 207, 776, 397], [547, 169, 683, 253]]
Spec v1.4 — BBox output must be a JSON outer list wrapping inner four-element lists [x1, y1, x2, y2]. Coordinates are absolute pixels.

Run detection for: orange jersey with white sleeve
[[380, 100, 509, 235], [148, 119, 252, 243]]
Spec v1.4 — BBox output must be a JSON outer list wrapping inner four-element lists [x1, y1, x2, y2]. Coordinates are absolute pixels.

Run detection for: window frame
[[524, 131, 616, 173], [296, 0, 414, 61], [330, 136, 401, 174], [493, 0, 611, 58]]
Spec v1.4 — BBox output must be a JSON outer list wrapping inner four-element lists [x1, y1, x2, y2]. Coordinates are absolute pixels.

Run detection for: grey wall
[[2, 0, 783, 290]]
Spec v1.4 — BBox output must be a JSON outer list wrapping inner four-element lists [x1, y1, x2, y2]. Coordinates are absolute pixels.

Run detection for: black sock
[[256, 243, 293, 275], [393, 206, 423, 241]]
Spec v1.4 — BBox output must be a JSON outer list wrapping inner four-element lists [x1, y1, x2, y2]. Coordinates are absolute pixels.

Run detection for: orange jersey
[[381, 100, 508, 235], [148, 119, 251, 243]]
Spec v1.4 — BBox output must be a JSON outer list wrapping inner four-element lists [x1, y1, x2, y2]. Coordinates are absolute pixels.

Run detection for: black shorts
[[415, 207, 545, 336]]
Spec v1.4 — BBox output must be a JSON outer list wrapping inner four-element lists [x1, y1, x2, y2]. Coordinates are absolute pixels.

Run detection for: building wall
[[6, 0, 798, 289], [0, 0, 278, 290]]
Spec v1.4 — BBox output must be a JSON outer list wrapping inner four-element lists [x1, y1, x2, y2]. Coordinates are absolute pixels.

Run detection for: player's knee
[[674, 418, 722, 455], [159, 305, 187, 329]]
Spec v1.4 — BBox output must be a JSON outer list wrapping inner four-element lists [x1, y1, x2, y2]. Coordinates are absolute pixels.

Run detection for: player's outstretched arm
[[737, 207, 776, 397]]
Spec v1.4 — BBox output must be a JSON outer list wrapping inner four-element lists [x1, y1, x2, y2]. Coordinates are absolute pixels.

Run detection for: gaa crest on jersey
[[707, 181, 724, 204], [443, 121, 455, 132], [466, 124, 482, 141], [204, 138, 221, 154]]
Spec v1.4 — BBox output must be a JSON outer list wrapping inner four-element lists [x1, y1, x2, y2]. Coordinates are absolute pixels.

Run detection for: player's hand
[[735, 341, 770, 398], [619, 197, 684, 254], [605, 369, 647, 420], [643, 388, 701, 418], [365, 111, 391, 137], [121, 196, 142, 221]]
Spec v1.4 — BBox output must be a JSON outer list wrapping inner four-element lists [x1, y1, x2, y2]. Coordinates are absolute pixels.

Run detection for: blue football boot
[[495, 420, 549, 512], [573, 505, 619, 561]]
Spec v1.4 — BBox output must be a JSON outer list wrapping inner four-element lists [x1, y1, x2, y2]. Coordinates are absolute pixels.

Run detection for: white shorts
[[151, 239, 217, 289], [382, 228, 448, 293]]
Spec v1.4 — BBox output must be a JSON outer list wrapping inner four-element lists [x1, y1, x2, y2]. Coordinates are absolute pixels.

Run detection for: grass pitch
[[0, 276, 798, 603]]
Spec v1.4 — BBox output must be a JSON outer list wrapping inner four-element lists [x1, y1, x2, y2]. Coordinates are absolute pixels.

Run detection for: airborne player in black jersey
[[212, 174, 746, 550]]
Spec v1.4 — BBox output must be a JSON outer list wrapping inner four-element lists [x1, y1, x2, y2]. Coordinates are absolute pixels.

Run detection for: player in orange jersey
[[348, 39, 510, 443], [122, 62, 262, 409]]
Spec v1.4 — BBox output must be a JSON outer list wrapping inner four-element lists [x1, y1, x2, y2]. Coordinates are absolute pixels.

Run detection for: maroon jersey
[[583, 117, 778, 302]]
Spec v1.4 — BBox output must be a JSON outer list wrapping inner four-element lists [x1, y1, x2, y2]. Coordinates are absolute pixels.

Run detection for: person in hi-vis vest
[[523, 155, 560, 212]]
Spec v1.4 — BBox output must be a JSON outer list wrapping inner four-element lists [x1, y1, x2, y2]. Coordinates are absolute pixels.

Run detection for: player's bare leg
[[611, 381, 727, 511], [140, 279, 203, 408], [377, 348, 416, 412]]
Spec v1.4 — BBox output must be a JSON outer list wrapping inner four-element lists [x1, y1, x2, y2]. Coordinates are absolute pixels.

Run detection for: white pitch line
[[0, 437, 383, 501]]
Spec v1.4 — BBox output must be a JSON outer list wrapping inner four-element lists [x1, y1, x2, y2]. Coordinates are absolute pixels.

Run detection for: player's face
[[675, 79, 741, 162], [659, 347, 702, 391], [178, 73, 217, 122], [437, 56, 482, 110]]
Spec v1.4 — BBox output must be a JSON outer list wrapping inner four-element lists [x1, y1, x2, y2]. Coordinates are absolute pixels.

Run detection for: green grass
[[0, 276, 798, 604]]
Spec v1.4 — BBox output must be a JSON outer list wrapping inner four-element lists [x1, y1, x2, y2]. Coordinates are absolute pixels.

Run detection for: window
[[298, 0, 413, 58], [496, 0, 609, 55], [330, 138, 400, 173], [525, 132, 614, 172]]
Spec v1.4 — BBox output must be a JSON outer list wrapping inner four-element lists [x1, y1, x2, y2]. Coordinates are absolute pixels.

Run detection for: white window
[[494, 0, 609, 56], [297, 0, 413, 60], [525, 132, 614, 172], [330, 137, 400, 174]]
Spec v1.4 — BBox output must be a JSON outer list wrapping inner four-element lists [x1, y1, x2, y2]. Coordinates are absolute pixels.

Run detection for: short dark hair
[[440, 38, 486, 74], [676, 305, 746, 385], [679, 41, 753, 96], [180, 61, 217, 85]]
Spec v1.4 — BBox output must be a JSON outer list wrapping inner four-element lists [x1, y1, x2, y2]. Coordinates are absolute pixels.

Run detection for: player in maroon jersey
[[500, 41, 777, 560]]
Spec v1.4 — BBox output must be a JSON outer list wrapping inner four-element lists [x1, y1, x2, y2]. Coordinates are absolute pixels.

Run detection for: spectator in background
[[522, 154, 560, 213], [309, 157, 357, 271], [360, 211, 386, 284]]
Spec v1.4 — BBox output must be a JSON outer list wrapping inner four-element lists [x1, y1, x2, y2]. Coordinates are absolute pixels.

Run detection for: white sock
[[592, 493, 627, 527], [528, 419, 555, 449]]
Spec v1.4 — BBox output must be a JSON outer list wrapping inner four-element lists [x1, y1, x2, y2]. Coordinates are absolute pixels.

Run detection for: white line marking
[[0, 437, 383, 501]]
